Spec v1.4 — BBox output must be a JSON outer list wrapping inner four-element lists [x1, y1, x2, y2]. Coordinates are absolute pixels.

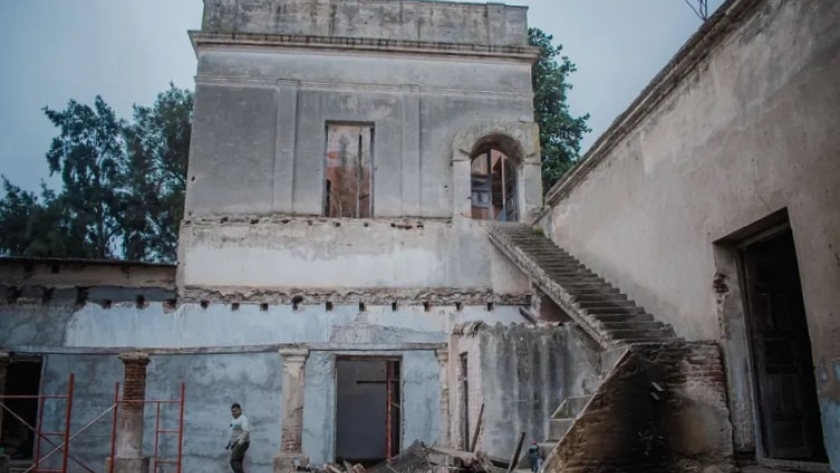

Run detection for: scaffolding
[[0, 374, 185, 473]]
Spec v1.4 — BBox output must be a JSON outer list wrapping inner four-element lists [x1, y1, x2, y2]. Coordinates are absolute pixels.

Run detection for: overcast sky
[[0, 0, 724, 193]]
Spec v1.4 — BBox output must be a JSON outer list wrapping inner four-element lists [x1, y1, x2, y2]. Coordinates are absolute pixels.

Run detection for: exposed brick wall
[[545, 342, 734, 473], [119, 352, 150, 411]]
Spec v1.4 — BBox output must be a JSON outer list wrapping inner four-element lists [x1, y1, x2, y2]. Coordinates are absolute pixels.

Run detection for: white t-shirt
[[229, 415, 250, 444]]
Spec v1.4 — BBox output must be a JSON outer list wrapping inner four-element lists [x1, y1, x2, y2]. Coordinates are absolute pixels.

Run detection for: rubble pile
[[303, 438, 522, 473]]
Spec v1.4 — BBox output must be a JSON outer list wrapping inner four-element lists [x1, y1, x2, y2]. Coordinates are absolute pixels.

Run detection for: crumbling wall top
[[200, 0, 529, 47]]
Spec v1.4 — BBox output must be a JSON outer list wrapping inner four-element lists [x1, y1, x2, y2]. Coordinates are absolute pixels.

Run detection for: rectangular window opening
[[335, 358, 401, 466], [325, 124, 374, 219]]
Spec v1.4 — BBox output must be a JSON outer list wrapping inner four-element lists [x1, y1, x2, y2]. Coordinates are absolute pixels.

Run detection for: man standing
[[527, 441, 541, 473], [225, 403, 251, 473]]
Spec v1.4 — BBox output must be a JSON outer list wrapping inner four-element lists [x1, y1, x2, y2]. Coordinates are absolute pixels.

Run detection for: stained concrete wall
[[450, 323, 600, 459], [539, 0, 840, 467], [200, 0, 529, 47], [178, 218, 531, 294]]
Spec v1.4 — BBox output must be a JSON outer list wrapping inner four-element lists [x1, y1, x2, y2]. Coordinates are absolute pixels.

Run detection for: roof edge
[[539, 0, 767, 212]]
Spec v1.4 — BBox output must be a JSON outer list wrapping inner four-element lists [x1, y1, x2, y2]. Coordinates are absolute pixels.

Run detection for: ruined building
[[1, 0, 839, 472]]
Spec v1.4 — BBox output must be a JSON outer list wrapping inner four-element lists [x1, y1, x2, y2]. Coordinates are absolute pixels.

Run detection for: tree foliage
[[0, 84, 192, 262], [529, 28, 591, 191]]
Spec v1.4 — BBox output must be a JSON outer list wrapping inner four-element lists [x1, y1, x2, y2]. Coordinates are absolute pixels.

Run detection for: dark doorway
[[741, 229, 826, 462], [335, 358, 400, 466], [459, 354, 469, 448], [1, 358, 42, 460]]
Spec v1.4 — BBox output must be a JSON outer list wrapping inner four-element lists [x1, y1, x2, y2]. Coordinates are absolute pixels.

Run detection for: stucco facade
[[537, 0, 840, 469]]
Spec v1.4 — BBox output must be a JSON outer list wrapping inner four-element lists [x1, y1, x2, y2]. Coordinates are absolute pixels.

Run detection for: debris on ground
[[301, 438, 521, 473]]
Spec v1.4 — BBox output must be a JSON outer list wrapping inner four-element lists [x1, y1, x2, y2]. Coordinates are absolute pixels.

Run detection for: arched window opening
[[470, 149, 518, 221]]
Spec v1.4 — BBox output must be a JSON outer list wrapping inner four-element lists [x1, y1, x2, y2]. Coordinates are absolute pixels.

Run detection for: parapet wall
[[201, 0, 529, 47]]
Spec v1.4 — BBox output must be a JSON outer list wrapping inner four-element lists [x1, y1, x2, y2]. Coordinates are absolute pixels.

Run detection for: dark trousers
[[230, 441, 250, 473]]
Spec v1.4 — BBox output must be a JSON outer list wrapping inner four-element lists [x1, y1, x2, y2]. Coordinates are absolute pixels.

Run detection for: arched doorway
[[470, 149, 518, 221], [452, 121, 542, 222], [468, 133, 524, 222]]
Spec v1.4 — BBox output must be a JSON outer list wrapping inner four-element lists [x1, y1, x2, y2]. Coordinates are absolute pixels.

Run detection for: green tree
[[0, 86, 193, 262], [529, 28, 591, 191], [43, 96, 129, 259], [124, 84, 193, 261]]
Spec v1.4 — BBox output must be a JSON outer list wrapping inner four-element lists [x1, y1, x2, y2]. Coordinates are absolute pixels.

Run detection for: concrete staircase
[[489, 223, 682, 472], [513, 346, 630, 473], [488, 223, 679, 349]]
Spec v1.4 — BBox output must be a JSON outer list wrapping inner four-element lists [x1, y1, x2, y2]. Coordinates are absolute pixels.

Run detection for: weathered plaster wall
[[3, 298, 524, 470], [35, 351, 435, 471], [200, 0, 529, 47], [540, 1, 840, 466], [450, 323, 600, 460], [0, 301, 525, 350], [185, 50, 534, 219], [0, 259, 175, 292], [178, 218, 531, 294]]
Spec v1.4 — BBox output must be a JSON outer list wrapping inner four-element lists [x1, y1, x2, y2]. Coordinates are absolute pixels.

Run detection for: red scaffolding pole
[[0, 373, 75, 473]]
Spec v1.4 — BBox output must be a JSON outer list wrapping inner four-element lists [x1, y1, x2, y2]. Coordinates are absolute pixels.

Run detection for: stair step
[[575, 300, 638, 310], [549, 276, 607, 285], [566, 287, 621, 295], [553, 395, 592, 418], [570, 293, 628, 303], [548, 275, 604, 285], [548, 418, 574, 440], [583, 306, 646, 316], [615, 338, 682, 345], [592, 313, 655, 323], [539, 264, 588, 272], [599, 321, 665, 331], [607, 327, 676, 340]]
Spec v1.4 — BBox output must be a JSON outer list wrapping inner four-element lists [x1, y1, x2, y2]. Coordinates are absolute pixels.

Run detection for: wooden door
[[742, 230, 826, 461]]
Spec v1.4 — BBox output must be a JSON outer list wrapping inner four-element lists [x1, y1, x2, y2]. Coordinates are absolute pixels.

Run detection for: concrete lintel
[[3, 343, 447, 356], [189, 31, 541, 63], [278, 343, 446, 353]]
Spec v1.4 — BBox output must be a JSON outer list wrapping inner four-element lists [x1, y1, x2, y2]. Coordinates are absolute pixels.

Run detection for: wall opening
[[324, 124, 374, 219], [470, 149, 517, 221], [335, 358, 401, 466], [740, 228, 827, 463], [2, 357, 42, 460], [458, 353, 470, 448], [537, 291, 573, 323]]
